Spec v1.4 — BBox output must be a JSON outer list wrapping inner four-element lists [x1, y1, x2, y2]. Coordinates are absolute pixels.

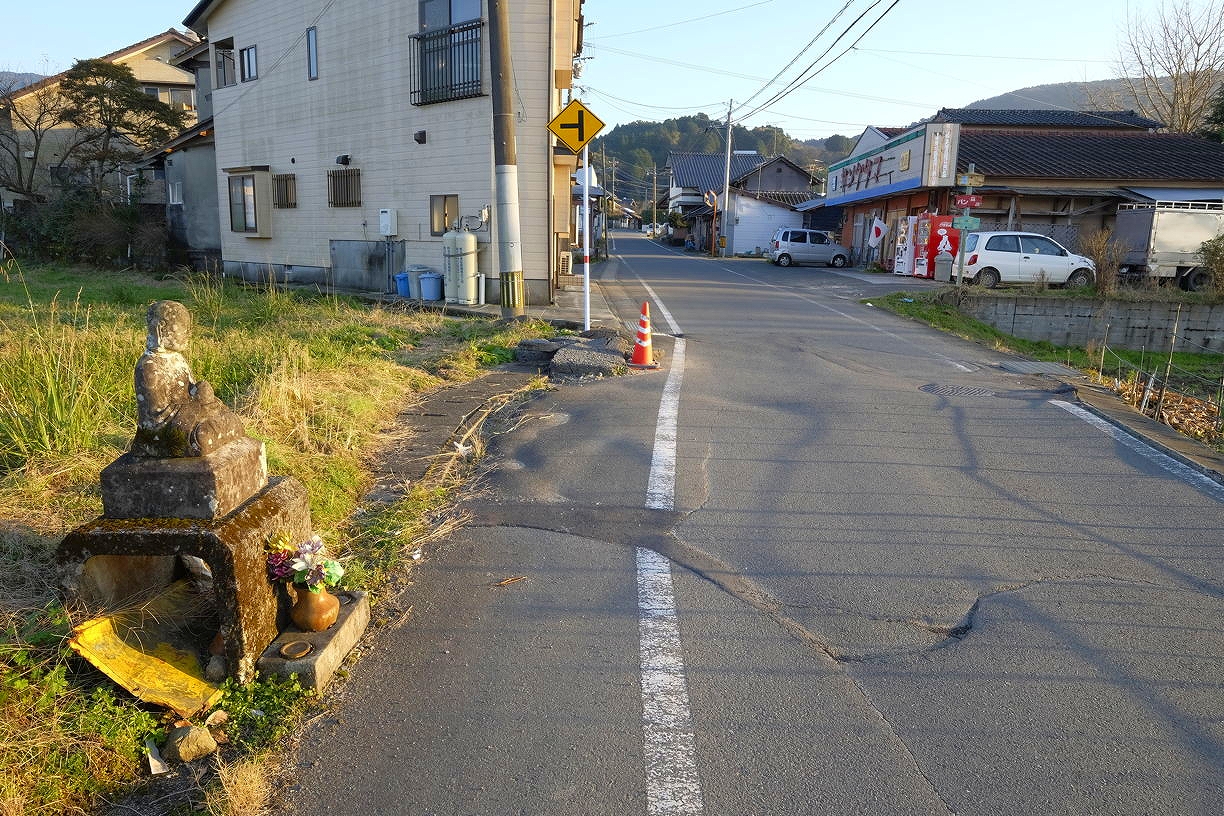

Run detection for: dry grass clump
[[1077, 228, 1126, 296], [205, 756, 272, 816]]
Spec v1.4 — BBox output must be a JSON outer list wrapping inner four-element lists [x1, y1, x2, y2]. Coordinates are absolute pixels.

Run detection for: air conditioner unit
[[557, 252, 571, 276]]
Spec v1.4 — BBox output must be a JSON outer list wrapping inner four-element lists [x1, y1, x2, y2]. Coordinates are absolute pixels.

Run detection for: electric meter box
[[378, 208, 398, 237]]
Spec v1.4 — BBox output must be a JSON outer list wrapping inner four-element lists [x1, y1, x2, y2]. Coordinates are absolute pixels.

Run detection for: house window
[[273, 173, 297, 208], [240, 46, 258, 81], [169, 88, 196, 112], [229, 175, 258, 232], [306, 27, 319, 80], [143, 87, 161, 100], [328, 168, 361, 207], [410, 0, 483, 105], [215, 40, 236, 87], [168, 181, 183, 205], [430, 194, 458, 235], [224, 167, 272, 236]]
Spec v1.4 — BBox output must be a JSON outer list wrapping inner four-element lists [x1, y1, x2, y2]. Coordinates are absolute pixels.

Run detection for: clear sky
[[578, 0, 1169, 141], [3, 0, 1168, 142]]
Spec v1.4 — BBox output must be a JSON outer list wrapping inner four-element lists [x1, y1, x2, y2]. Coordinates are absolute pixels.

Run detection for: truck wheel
[[1067, 268, 1094, 288], [1184, 267, 1213, 291], [978, 268, 1001, 288]]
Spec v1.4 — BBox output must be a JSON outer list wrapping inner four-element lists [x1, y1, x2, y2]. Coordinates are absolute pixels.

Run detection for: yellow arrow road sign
[[548, 99, 605, 153]]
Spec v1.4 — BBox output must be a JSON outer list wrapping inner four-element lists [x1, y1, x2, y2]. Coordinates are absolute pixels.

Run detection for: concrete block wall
[[959, 295, 1224, 353]]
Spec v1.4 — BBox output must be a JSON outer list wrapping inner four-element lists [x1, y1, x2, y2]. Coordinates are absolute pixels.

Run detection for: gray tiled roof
[[934, 108, 1164, 130], [668, 152, 766, 192], [957, 132, 1224, 180], [735, 189, 814, 207]]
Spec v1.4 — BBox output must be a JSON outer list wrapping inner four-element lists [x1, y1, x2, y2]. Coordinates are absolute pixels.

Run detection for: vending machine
[[893, 215, 917, 275], [912, 213, 958, 278]]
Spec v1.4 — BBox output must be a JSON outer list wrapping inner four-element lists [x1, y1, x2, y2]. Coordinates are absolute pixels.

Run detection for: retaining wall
[[958, 295, 1224, 353]]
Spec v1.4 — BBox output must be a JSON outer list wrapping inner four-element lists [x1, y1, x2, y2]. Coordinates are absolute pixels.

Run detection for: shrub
[[1198, 233, 1224, 297], [1077, 228, 1125, 296]]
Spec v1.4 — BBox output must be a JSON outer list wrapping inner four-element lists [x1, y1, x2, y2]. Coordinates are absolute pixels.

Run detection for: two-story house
[[1, 29, 197, 208], [177, 0, 585, 304]]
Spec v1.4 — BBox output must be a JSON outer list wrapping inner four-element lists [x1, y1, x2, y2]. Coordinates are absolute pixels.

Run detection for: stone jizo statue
[[132, 301, 246, 458]]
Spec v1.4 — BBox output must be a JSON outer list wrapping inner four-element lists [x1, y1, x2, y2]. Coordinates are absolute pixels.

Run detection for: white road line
[[646, 337, 685, 509], [1051, 400, 1224, 501], [638, 293, 704, 814], [636, 547, 705, 815]]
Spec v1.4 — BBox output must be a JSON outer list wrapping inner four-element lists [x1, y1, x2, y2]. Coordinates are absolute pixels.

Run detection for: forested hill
[[589, 113, 854, 202]]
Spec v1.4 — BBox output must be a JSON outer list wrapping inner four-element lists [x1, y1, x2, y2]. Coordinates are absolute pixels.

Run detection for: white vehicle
[[961, 231, 1095, 288], [767, 228, 850, 268]]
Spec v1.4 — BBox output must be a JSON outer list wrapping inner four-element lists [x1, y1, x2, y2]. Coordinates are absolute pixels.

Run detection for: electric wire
[[729, 0, 859, 116], [735, 0, 901, 124]]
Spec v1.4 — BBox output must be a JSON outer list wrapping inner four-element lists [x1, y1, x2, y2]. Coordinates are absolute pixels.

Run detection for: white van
[[767, 228, 850, 268]]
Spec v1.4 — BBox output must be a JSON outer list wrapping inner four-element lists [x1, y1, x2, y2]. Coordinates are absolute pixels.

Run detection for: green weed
[[215, 673, 311, 752]]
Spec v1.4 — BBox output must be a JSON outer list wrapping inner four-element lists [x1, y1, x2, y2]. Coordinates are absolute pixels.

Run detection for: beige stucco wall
[[204, 0, 566, 295]]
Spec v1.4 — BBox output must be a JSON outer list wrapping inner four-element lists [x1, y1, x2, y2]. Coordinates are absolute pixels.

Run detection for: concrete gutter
[[1066, 378, 1224, 486]]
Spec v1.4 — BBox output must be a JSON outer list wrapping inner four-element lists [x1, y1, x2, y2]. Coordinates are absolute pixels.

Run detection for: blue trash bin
[[419, 272, 443, 301], [394, 272, 411, 297]]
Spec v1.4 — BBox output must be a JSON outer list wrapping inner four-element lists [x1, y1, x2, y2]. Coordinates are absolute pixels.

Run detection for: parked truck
[[1115, 201, 1224, 290]]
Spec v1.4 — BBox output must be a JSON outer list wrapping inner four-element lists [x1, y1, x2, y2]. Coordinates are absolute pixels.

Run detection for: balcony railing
[[409, 19, 484, 106]]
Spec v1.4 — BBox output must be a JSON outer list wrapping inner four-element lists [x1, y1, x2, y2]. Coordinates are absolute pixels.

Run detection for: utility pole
[[721, 99, 732, 258], [489, 0, 523, 318], [651, 162, 657, 235]]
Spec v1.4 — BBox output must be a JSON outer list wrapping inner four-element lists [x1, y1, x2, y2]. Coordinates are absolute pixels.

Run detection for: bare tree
[[1117, 0, 1224, 132], [0, 75, 86, 201]]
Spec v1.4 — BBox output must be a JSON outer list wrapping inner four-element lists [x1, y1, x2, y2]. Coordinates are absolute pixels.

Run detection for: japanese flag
[[867, 217, 888, 248]]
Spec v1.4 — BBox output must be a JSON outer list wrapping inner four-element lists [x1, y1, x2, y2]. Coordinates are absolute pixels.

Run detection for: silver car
[[767, 228, 850, 268]]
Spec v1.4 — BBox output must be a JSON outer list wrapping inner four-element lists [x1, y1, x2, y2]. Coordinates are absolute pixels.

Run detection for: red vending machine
[[912, 214, 958, 278]]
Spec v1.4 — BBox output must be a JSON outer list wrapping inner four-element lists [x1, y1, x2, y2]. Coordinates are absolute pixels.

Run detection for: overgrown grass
[[0, 260, 556, 815]]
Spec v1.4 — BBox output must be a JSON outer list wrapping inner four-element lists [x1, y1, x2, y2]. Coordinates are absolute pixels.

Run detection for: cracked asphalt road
[[287, 233, 1223, 816]]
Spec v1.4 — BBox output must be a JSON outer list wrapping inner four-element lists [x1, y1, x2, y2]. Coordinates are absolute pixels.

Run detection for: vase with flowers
[[267, 532, 346, 632]]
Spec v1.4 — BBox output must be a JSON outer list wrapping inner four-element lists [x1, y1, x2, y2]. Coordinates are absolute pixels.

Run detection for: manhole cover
[[920, 383, 997, 397]]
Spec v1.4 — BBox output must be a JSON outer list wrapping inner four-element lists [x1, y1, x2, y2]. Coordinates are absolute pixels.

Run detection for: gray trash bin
[[406, 264, 431, 299]]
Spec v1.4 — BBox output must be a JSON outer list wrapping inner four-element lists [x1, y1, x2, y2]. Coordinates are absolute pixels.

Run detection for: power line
[[582, 43, 935, 109], [735, 0, 902, 123], [730, 0, 859, 115], [591, 0, 780, 39], [854, 46, 1112, 64]]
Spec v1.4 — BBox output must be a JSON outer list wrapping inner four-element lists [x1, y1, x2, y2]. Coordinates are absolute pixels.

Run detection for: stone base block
[[258, 591, 370, 693], [57, 476, 311, 684], [101, 437, 268, 520]]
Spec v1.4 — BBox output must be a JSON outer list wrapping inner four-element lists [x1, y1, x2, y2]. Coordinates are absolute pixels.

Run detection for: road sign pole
[[583, 143, 590, 331]]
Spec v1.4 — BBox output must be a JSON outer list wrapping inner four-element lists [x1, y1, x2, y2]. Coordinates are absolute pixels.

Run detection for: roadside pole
[[954, 162, 983, 287], [721, 99, 733, 258], [489, 0, 524, 318], [583, 143, 591, 331], [546, 100, 605, 332]]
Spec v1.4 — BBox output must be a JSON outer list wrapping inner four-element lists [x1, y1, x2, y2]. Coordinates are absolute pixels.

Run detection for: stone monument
[[57, 301, 312, 683]]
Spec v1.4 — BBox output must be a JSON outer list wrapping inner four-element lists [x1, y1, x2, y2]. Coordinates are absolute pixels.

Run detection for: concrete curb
[[1065, 379, 1224, 487]]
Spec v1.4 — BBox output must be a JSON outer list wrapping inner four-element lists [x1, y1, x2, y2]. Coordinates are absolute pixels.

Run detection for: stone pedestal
[[258, 591, 371, 693], [57, 477, 310, 684], [101, 437, 268, 520]]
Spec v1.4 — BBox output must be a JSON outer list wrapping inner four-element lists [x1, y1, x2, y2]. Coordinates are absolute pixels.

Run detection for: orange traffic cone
[[630, 302, 658, 368]]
